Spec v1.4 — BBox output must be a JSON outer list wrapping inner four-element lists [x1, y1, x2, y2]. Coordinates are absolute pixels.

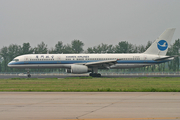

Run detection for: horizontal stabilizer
[[154, 55, 178, 61]]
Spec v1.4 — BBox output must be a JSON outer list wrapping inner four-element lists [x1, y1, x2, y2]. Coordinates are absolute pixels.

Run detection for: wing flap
[[85, 59, 117, 65], [83, 59, 119, 68]]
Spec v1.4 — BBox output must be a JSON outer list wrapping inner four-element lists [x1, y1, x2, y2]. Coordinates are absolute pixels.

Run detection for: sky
[[0, 0, 180, 50]]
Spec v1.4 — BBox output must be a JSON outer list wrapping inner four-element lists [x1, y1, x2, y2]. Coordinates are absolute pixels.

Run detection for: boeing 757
[[8, 28, 176, 77]]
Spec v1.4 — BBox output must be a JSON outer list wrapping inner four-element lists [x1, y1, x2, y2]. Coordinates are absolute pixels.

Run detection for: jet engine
[[66, 64, 88, 74]]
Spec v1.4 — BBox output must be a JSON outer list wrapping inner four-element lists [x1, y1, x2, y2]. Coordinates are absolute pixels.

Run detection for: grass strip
[[0, 77, 180, 92]]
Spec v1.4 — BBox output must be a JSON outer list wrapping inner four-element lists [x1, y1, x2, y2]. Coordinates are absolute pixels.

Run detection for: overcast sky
[[0, 0, 180, 50]]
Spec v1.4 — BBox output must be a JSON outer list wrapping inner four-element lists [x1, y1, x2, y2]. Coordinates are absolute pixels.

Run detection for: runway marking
[[42, 117, 180, 120]]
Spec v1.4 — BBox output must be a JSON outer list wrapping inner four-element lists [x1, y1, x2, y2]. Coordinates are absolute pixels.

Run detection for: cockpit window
[[13, 59, 19, 62]]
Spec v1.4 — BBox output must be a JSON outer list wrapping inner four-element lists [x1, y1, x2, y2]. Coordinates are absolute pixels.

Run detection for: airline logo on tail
[[157, 40, 168, 51]]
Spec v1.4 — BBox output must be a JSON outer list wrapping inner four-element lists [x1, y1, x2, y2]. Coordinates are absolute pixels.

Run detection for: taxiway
[[0, 92, 180, 120]]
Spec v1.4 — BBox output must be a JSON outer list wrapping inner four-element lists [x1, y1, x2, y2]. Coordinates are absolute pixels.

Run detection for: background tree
[[115, 41, 129, 53], [145, 41, 153, 50], [0, 46, 8, 72], [137, 45, 145, 53], [63, 44, 73, 53], [21, 43, 33, 54], [54, 41, 64, 53], [71, 40, 84, 53], [8, 44, 21, 61], [34, 42, 48, 54], [170, 39, 180, 71], [128, 43, 136, 53], [0, 62, 2, 72], [87, 43, 115, 53], [87, 47, 94, 53]]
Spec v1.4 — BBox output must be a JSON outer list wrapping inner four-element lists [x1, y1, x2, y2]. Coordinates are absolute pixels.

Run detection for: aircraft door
[[24, 57, 29, 64], [57, 56, 61, 64], [144, 55, 147, 62]]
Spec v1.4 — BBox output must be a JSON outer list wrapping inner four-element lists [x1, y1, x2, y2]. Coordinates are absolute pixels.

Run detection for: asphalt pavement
[[0, 92, 180, 120]]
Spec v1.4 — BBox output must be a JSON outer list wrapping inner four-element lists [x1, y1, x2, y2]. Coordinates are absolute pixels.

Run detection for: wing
[[84, 59, 119, 69]]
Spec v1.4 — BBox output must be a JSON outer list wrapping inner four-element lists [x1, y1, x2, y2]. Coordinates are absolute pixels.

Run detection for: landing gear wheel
[[89, 73, 93, 76], [27, 74, 31, 78], [97, 73, 101, 77], [89, 73, 101, 77]]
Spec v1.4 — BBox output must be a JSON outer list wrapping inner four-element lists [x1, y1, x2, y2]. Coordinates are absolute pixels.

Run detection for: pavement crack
[[0, 98, 59, 114], [76, 102, 115, 119], [76, 93, 151, 119]]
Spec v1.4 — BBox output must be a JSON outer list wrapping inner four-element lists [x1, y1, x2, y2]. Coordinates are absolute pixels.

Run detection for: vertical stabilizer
[[144, 28, 176, 55]]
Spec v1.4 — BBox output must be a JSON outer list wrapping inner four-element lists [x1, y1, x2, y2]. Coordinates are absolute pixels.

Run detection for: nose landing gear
[[26, 69, 31, 78]]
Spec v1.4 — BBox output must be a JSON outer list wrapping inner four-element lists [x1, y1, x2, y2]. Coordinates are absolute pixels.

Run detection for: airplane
[[8, 28, 176, 77]]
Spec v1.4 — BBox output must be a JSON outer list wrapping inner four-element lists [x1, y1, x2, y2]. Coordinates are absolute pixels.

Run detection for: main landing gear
[[89, 68, 101, 77]]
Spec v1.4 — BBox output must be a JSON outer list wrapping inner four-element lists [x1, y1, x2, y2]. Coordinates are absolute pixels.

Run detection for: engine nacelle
[[66, 65, 88, 74]]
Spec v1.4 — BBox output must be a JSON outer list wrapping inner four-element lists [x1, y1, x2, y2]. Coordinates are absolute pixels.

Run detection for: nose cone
[[8, 61, 13, 67]]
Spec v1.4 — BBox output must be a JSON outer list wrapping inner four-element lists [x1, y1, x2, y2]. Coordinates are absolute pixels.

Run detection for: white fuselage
[[7, 28, 176, 76], [8, 53, 171, 69]]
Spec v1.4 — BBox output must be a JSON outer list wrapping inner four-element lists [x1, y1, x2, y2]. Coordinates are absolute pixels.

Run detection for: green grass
[[0, 77, 180, 92]]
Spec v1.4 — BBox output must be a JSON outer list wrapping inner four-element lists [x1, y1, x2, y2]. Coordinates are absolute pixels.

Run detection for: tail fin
[[144, 28, 176, 55]]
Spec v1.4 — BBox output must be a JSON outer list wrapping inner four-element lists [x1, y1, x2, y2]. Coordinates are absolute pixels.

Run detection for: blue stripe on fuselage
[[8, 60, 170, 65]]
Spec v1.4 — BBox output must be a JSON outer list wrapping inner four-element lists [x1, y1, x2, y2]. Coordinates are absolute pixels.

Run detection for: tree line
[[0, 39, 179, 72]]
